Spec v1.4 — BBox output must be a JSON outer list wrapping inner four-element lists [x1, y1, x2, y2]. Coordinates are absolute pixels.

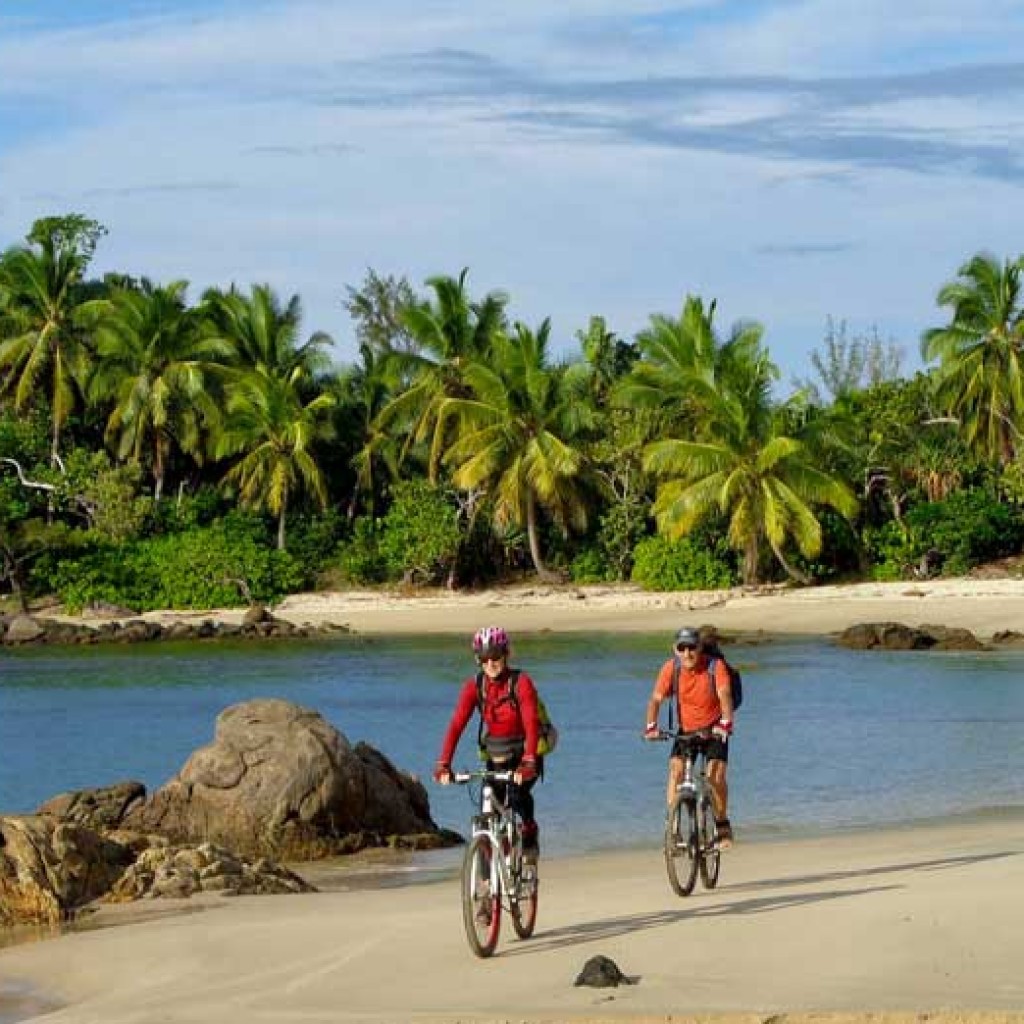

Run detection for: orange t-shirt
[[652, 655, 729, 732]]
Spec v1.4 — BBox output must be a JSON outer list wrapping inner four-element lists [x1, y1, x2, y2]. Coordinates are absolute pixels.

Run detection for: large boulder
[[37, 781, 146, 831], [124, 699, 442, 859]]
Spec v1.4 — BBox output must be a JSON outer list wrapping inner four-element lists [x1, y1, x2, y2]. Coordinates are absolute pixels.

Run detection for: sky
[[2, 1, 1024, 385]]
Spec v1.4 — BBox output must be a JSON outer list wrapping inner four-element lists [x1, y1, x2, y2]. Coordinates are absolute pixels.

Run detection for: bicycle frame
[[455, 770, 521, 909]]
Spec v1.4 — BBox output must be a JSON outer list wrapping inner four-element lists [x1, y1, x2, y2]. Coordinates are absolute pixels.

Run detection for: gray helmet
[[674, 627, 699, 649]]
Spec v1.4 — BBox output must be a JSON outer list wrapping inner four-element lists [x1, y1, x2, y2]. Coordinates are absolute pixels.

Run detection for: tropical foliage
[[3, 210, 1024, 611]]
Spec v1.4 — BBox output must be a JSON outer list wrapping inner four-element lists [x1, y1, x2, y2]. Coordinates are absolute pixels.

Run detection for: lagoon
[[2, 633, 1023, 856]]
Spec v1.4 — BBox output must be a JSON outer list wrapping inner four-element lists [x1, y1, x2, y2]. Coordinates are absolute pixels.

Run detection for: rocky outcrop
[[0, 612, 351, 647], [105, 840, 313, 901], [124, 699, 444, 859], [837, 621, 985, 651], [37, 781, 146, 831], [0, 814, 135, 926], [0, 814, 314, 926]]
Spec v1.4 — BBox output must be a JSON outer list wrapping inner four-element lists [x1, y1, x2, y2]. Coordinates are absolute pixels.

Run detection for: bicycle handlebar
[[452, 769, 517, 784], [644, 727, 714, 742]]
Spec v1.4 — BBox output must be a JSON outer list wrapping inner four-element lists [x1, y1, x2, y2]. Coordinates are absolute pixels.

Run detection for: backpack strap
[[667, 655, 681, 732], [475, 669, 521, 754]]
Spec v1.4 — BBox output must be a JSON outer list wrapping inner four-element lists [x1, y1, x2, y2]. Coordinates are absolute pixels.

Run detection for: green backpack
[[475, 669, 559, 760]]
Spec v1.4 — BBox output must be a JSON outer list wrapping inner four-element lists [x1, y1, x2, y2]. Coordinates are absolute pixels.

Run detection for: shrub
[[377, 480, 462, 584], [630, 535, 736, 591]]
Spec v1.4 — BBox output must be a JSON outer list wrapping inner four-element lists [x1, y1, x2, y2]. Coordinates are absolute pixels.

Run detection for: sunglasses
[[675, 643, 699, 653]]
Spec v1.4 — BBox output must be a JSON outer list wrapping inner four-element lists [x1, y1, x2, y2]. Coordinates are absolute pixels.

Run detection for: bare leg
[[707, 759, 728, 821], [666, 756, 683, 809]]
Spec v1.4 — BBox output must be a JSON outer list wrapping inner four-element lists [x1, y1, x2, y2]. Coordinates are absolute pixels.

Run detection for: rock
[[574, 955, 635, 988], [37, 782, 147, 831], [0, 815, 134, 925], [124, 698, 445, 859], [241, 604, 273, 627], [836, 622, 983, 651], [3, 615, 45, 644]]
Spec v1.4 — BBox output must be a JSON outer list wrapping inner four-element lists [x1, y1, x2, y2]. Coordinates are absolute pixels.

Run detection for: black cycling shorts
[[671, 733, 728, 764]]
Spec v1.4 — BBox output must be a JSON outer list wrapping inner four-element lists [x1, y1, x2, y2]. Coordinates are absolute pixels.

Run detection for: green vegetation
[[3, 213, 1024, 611]]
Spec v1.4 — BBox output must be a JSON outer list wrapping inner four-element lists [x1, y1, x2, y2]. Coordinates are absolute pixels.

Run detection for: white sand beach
[[1, 815, 1022, 1023], [265, 577, 1024, 638]]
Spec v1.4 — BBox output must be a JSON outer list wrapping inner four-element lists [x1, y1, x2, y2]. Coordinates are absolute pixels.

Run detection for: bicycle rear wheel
[[698, 797, 721, 889], [510, 856, 538, 939], [461, 834, 501, 957], [664, 795, 699, 897]]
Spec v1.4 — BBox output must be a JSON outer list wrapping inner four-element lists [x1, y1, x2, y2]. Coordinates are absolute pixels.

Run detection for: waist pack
[[475, 669, 559, 761], [667, 652, 743, 731]]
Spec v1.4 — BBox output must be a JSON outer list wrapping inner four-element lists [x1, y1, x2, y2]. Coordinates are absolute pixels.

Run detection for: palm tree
[[443, 319, 595, 577], [337, 341, 403, 519], [0, 223, 99, 462], [921, 253, 1024, 467], [215, 369, 335, 550], [614, 295, 763, 432], [202, 283, 332, 380], [86, 280, 231, 500], [378, 269, 508, 480], [642, 328, 858, 585]]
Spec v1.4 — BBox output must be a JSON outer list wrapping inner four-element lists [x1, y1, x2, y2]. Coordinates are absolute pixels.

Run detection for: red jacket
[[438, 668, 540, 765]]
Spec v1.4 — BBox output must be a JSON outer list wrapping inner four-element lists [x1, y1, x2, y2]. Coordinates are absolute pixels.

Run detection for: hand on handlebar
[[643, 723, 662, 741], [433, 762, 452, 785], [711, 718, 733, 741], [514, 757, 538, 784]]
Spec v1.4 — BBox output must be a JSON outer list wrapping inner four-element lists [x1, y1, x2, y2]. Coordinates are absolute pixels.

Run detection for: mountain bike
[[451, 769, 539, 958], [650, 729, 721, 897]]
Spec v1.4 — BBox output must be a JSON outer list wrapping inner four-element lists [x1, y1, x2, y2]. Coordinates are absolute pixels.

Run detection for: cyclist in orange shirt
[[644, 626, 736, 847]]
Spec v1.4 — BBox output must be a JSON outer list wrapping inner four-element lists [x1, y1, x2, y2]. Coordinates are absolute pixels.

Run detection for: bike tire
[[510, 859, 538, 939], [664, 795, 699, 897], [698, 796, 721, 889], [461, 834, 501, 957]]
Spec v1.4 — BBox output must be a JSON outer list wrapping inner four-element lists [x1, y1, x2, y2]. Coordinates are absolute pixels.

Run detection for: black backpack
[[667, 652, 743, 731]]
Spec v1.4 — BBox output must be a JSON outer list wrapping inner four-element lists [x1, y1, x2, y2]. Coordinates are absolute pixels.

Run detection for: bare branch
[[0, 458, 57, 492]]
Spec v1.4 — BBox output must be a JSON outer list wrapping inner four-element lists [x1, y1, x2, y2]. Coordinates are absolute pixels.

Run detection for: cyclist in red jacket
[[434, 626, 542, 860]]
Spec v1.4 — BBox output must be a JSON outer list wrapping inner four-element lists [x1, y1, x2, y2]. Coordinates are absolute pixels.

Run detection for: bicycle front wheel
[[461, 834, 501, 957], [664, 796, 699, 897], [510, 860, 538, 939], [698, 797, 721, 889]]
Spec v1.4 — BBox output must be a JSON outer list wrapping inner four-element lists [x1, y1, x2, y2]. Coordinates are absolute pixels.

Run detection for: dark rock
[[574, 955, 635, 988], [837, 621, 982, 651], [37, 782, 147, 831], [241, 604, 273, 627]]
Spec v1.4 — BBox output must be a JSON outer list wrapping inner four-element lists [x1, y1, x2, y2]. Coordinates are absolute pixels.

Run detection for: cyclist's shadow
[[500, 881, 901, 957]]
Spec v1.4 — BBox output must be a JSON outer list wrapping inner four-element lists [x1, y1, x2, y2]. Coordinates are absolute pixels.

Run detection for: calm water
[[2, 633, 1024, 857]]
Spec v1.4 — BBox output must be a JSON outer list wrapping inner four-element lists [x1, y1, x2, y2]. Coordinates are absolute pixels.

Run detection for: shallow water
[[2, 632, 1023, 857]]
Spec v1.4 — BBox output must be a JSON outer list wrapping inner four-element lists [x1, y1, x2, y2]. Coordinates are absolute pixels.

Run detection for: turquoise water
[[2, 633, 1023, 856]]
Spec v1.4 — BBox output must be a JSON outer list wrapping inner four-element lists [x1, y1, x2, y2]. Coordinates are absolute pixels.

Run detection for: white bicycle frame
[[454, 770, 522, 908]]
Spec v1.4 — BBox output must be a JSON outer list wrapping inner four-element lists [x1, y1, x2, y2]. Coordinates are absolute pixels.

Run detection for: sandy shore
[[143, 577, 1024, 639], [1, 816, 1022, 1022]]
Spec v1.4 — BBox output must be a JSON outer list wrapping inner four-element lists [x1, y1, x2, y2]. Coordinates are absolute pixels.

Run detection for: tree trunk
[[526, 493, 555, 579], [770, 539, 811, 584], [277, 495, 287, 551], [743, 536, 760, 586]]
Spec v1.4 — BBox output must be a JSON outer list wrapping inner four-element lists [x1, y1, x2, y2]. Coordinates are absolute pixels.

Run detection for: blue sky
[[2, 1, 1023, 384]]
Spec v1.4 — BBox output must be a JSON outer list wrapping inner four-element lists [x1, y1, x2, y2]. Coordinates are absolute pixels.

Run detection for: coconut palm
[[215, 368, 335, 550], [86, 280, 232, 500], [0, 224, 99, 462], [921, 253, 1024, 467], [202, 283, 332, 380], [443, 319, 595, 577], [643, 338, 858, 585], [614, 295, 763, 432], [378, 269, 508, 480]]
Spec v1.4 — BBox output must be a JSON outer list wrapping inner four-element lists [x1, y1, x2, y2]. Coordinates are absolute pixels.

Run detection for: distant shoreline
[[181, 577, 1024, 638]]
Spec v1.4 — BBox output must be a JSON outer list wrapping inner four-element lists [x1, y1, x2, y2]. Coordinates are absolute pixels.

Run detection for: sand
[[0, 816, 1021, 1022], [5, 578, 1024, 1022]]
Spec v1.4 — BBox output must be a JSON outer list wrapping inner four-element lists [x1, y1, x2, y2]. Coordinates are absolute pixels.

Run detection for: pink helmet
[[472, 626, 509, 655]]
